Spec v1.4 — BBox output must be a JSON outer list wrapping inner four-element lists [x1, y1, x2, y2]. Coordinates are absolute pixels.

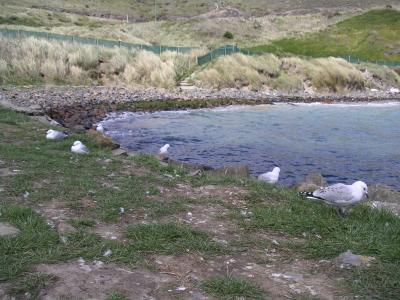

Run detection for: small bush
[[223, 31, 234, 39]]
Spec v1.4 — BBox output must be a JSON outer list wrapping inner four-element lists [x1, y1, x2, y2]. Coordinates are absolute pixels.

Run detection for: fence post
[[196, 56, 198, 65], [18, 29, 20, 38], [72, 36, 74, 43], [96, 39, 98, 46], [224, 46, 226, 56], [159, 45, 162, 54]]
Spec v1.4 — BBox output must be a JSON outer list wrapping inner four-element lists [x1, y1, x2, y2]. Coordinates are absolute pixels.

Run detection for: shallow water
[[102, 103, 400, 189]]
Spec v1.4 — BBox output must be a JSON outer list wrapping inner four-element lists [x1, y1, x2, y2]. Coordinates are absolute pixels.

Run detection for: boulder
[[87, 129, 119, 150], [0, 222, 20, 236], [297, 172, 326, 192], [335, 250, 375, 268], [112, 148, 128, 156], [211, 164, 250, 178]]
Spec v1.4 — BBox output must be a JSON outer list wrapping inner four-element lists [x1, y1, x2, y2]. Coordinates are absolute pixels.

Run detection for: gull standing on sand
[[300, 181, 368, 216], [258, 167, 280, 184], [71, 141, 90, 154], [159, 144, 170, 156], [96, 124, 105, 133], [46, 129, 67, 140]]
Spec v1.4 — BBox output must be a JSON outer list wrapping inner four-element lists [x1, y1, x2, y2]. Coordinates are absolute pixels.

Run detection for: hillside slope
[[3, 0, 399, 21], [250, 9, 400, 61]]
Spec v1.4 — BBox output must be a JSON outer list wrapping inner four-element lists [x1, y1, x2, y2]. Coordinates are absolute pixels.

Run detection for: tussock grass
[[202, 275, 265, 299], [0, 37, 195, 87], [193, 53, 398, 92]]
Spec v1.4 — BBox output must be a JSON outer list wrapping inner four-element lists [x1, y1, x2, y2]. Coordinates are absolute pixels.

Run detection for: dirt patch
[[35, 201, 77, 234], [36, 259, 177, 300]]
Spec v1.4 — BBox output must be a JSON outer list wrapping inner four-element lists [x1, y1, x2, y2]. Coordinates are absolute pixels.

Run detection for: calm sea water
[[102, 103, 400, 189]]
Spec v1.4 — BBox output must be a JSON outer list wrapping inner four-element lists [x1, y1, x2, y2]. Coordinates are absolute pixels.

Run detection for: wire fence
[[0, 28, 194, 54], [1, 28, 400, 68], [197, 45, 254, 65]]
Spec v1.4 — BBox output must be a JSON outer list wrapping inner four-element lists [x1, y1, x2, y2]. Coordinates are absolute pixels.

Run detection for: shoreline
[[1, 86, 399, 127]]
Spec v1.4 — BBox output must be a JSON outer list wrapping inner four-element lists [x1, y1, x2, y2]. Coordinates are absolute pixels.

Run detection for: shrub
[[223, 31, 234, 39]]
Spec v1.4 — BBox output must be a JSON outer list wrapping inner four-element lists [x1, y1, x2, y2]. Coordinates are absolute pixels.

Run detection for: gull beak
[[365, 192, 369, 199]]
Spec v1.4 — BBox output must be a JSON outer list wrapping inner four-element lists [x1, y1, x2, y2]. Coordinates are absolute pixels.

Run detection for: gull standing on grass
[[71, 141, 90, 154], [299, 181, 368, 216], [258, 167, 280, 184], [159, 144, 170, 156], [46, 129, 67, 140]]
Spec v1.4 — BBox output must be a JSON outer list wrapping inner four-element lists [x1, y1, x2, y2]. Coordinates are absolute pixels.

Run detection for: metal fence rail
[[197, 45, 254, 65], [0, 28, 193, 54]]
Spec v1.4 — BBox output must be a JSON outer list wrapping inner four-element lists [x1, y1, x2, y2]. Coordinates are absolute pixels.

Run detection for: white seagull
[[159, 144, 170, 156], [96, 124, 105, 133], [71, 141, 90, 154], [300, 181, 368, 215], [258, 167, 280, 184], [46, 129, 67, 140]]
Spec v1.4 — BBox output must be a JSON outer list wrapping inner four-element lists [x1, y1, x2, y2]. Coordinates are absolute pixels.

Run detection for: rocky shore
[[1, 86, 399, 127]]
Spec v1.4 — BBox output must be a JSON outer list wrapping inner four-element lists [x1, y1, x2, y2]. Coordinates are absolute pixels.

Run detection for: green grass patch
[[244, 198, 400, 262], [202, 275, 265, 299], [0, 15, 44, 27], [351, 262, 400, 299], [117, 98, 260, 112], [106, 291, 129, 300], [125, 223, 223, 254], [69, 218, 96, 229], [250, 9, 400, 61]]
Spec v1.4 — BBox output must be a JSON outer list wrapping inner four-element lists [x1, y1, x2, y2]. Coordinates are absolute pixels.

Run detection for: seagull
[[71, 141, 90, 154], [46, 129, 67, 140], [159, 144, 170, 156], [258, 167, 280, 184], [96, 124, 105, 133], [299, 181, 368, 216]]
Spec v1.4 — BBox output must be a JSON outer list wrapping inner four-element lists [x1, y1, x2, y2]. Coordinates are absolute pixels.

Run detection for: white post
[[126, 15, 129, 23], [154, 0, 157, 24]]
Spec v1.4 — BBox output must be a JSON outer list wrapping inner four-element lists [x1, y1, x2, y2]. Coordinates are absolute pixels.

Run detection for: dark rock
[[112, 148, 128, 156], [211, 164, 250, 178], [87, 129, 120, 150], [83, 120, 93, 130]]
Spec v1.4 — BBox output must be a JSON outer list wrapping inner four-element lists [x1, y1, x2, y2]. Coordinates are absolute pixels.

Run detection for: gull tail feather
[[299, 191, 324, 201]]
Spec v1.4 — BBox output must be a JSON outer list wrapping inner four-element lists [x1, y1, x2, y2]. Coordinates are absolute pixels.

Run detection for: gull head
[[73, 141, 82, 146], [272, 167, 280, 174], [165, 144, 170, 149], [47, 129, 54, 134], [353, 181, 368, 198]]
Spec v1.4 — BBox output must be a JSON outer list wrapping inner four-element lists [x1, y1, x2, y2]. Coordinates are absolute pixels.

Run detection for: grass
[[125, 223, 223, 254], [106, 291, 128, 300], [250, 9, 400, 61], [2, 105, 400, 298], [246, 201, 400, 261], [202, 275, 265, 299], [8, 273, 58, 298], [0, 36, 195, 87], [69, 218, 96, 229]]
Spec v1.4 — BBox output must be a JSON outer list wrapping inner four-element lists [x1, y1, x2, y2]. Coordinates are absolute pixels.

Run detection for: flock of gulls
[[46, 124, 369, 217]]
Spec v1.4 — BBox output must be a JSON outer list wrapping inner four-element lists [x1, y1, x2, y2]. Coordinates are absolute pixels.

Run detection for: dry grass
[[0, 37, 195, 87], [192, 54, 399, 92]]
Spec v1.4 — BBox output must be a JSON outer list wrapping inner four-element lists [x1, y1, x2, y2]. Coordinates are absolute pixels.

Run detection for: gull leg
[[336, 207, 347, 218]]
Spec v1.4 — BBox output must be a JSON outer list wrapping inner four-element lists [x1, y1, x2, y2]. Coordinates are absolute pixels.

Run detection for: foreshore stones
[[1, 87, 399, 128], [87, 129, 120, 150]]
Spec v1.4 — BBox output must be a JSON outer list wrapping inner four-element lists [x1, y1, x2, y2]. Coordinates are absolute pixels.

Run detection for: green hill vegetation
[[250, 9, 400, 61]]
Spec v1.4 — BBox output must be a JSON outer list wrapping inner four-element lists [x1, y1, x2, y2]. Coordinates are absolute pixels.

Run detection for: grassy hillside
[[250, 9, 400, 61], [2, 0, 398, 21], [0, 4, 354, 47]]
